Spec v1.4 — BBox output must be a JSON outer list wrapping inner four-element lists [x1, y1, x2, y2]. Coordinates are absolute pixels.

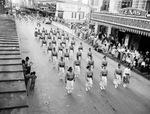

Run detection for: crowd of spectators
[[76, 30, 150, 78], [52, 16, 150, 79]]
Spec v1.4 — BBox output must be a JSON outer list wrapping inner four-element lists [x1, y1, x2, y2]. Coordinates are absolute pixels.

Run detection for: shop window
[[121, 0, 133, 8]]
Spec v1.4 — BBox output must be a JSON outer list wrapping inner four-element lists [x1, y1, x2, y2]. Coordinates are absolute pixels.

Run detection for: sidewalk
[[52, 21, 150, 80]]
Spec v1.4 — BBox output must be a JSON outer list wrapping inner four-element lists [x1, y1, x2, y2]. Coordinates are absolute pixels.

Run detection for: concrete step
[[0, 42, 19, 45], [0, 65, 23, 72], [0, 72, 24, 81], [0, 40, 18, 42], [0, 51, 20, 55], [0, 107, 28, 114], [0, 81, 26, 93], [0, 54, 21, 59], [0, 59, 21, 64], [0, 92, 28, 110]]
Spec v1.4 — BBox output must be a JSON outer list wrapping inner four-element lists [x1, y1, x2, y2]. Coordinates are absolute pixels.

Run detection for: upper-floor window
[[101, 0, 110, 11], [146, 0, 150, 13], [121, 0, 133, 8]]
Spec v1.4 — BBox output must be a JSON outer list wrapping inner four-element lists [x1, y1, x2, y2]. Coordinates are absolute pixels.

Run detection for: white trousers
[[113, 74, 121, 85], [66, 80, 74, 91], [100, 76, 107, 87], [75, 66, 80, 76], [86, 77, 93, 88]]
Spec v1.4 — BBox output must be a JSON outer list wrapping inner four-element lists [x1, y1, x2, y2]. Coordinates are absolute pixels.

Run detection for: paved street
[[16, 19, 150, 114]]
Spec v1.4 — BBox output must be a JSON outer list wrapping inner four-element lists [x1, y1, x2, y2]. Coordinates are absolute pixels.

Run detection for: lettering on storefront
[[119, 8, 148, 17]]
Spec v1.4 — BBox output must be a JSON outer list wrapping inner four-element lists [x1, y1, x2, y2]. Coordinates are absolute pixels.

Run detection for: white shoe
[[86, 87, 88, 92], [115, 85, 118, 89]]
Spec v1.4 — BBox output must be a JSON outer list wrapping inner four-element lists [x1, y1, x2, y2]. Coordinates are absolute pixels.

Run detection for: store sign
[[119, 8, 148, 17], [56, 3, 78, 12]]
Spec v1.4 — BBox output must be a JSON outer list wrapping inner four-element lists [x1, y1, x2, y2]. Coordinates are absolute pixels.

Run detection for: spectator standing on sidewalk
[[30, 71, 37, 90]]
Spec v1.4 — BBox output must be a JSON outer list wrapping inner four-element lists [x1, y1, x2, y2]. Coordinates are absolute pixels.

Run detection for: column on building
[[94, 22, 99, 34], [107, 25, 112, 37], [113, 0, 122, 13], [138, 0, 148, 9], [109, 0, 116, 13], [97, 0, 103, 12], [132, 0, 139, 8]]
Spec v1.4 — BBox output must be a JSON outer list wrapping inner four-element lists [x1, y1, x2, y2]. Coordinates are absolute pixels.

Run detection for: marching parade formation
[[17, 14, 132, 95], [16, 14, 132, 95]]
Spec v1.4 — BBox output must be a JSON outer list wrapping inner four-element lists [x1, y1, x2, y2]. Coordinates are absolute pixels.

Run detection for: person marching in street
[[62, 37, 66, 48], [52, 47, 58, 68], [99, 65, 108, 90], [101, 56, 108, 68], [42, 37, 47, 53], [113, 64, 122, 89], [30, 71, 37, 90], [74, 56, 81, 77], [52, 37, 57, 48], [34, 27, 38, 40], [58, 57, 65, 80], [65, 67, 75, 94], [58, 43, 64, 60], [87, 56, 94, 71], [87, 48, 92, 62], [66, 34, 70, 46], [76, 48, 82, 61], [71, 37, 75, 47], [47, 31, 52, 44], [123, 65, 131, 88], [78, 42, 83, 54], [45, 30, 48, 41], [37, 29, 41, 42], [61, 30, 65, 39], [47, 42, 53, 61], [85, 65, 93, 92], [56, 28, 60, 38], [42, 27, 45, 37], [50, 28, 53, 36], [57, 33, 62, 45], [69, 43, 74, 59], [64, 49, 70, 68]]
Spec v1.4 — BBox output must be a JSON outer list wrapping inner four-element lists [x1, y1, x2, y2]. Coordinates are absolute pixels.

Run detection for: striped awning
[[113, 25, 150, 36]]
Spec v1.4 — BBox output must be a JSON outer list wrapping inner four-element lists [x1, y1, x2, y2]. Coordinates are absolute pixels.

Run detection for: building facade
[[55, 1, 90, 22], [91, 0, 150, 53]]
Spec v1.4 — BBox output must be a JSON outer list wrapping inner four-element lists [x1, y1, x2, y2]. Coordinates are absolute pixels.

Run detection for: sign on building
[[56, 3, 78, 12], [119, 8, 148, 17]]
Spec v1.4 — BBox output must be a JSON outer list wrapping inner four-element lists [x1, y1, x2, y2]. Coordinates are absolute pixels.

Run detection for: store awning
[[113, 25, 150, 37]]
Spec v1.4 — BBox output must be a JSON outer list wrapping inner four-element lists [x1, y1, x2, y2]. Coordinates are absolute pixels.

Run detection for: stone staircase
[[0, 15, 28, 114]]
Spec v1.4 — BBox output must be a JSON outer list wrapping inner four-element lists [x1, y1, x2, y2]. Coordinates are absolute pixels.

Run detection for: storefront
[[91, 8, 150, 53]]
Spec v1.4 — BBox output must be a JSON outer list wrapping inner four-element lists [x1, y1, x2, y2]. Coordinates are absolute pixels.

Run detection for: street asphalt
[[16, 18, 150, 114]]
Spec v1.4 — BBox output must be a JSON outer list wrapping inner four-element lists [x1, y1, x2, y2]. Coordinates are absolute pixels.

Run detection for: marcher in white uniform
[[42, 37, 47, 53], [58, 57, 65, 80], [123, 65, 131, 88], [65, 67, 75, 94], [64, 49, 70, 68], [69, 44, 74, 59], [101, 56, 107, 68], [52, 37, 57, 48], [47, 42, 53, 61], [76, 48, 82, 61], [87, 56, 94, 71], [52, 48, 58, 68], [58, 43, 63, 60], [87, 48, 92, 62], [85, 65, 93, 92], [66, 34, 69, 46], [113, 64, 122, 88], [78, 42, 83, 54], [74, 56, 81, 77], [99, 65, 108, 90]]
